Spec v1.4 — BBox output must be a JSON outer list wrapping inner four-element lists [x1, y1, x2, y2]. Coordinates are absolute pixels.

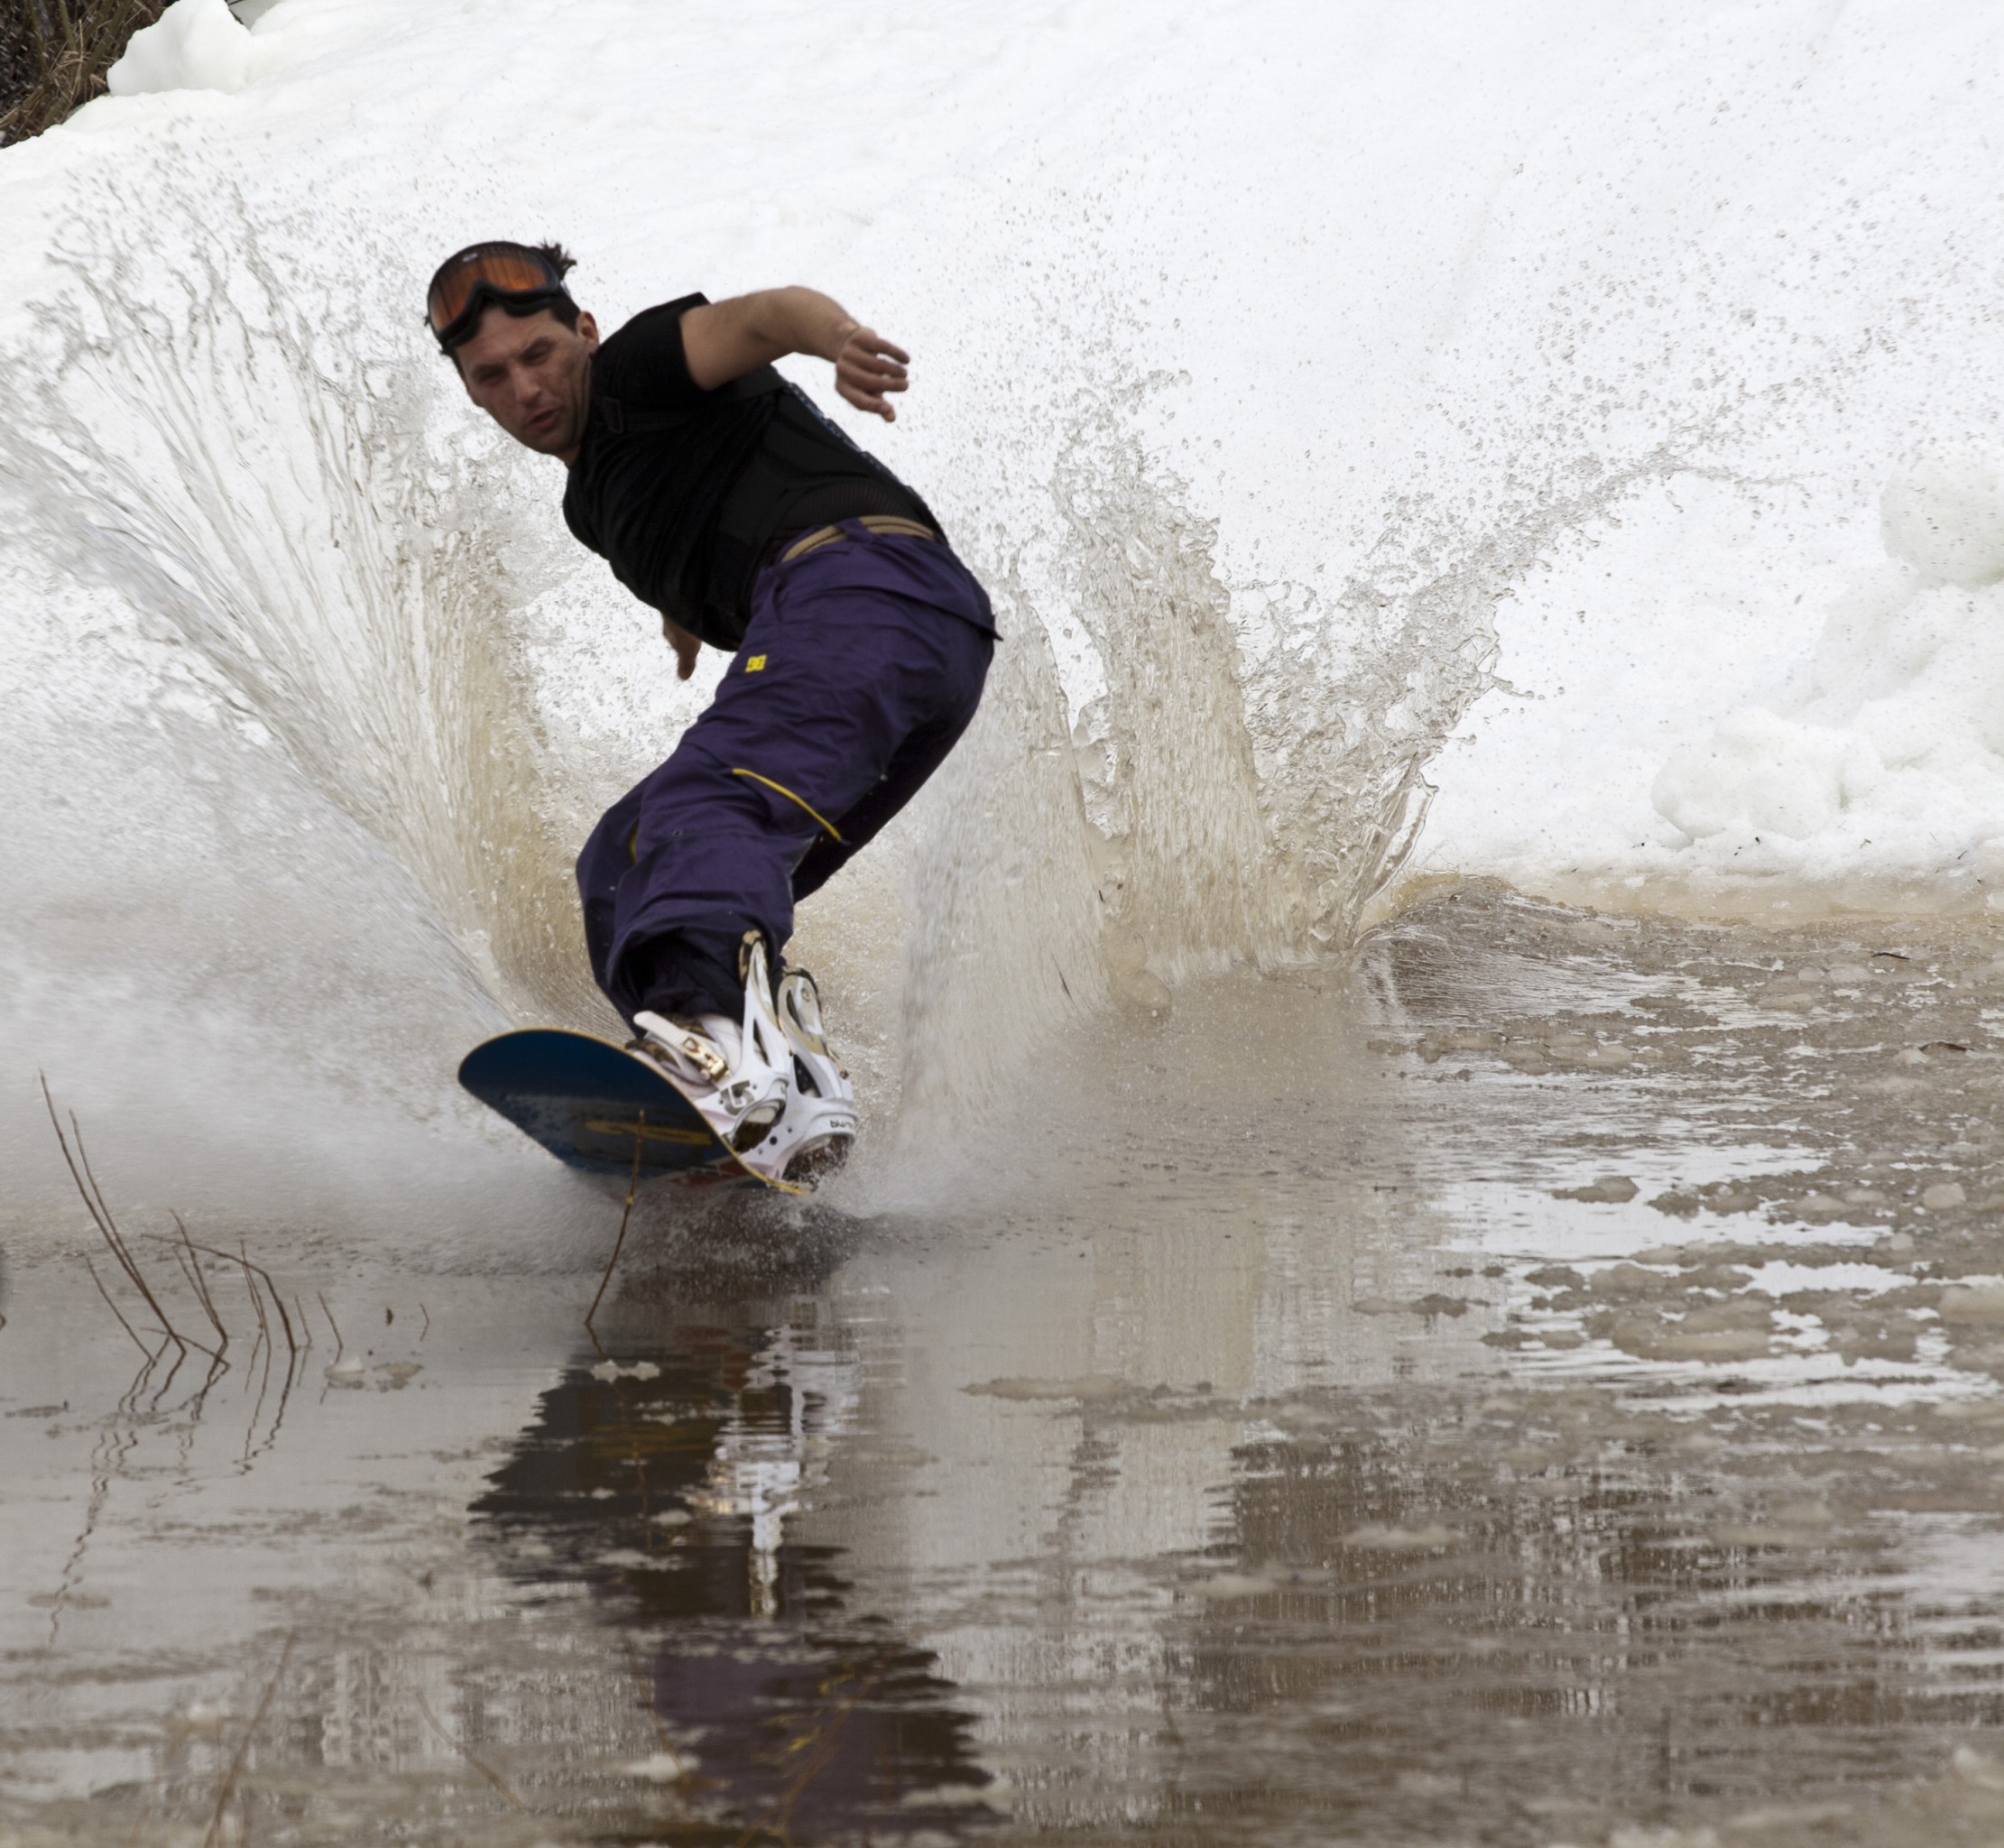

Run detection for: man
[[427, 241, 995, 1182]]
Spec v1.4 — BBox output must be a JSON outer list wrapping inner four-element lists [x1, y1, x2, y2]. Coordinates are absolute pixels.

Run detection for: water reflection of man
[[426, 241, 997, 1181], [475, 1311, 991, 1834]]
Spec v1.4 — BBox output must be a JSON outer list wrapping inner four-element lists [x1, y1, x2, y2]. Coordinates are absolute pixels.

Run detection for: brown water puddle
[[5, 881, 2004, 1845]]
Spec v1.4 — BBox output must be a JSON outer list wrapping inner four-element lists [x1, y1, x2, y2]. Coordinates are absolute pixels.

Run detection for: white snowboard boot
[[761, 966, 858, 1180], [631, 937, 792, 1177]]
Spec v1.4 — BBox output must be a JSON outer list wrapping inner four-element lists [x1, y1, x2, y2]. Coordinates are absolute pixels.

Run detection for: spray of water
[[0, 162, 1681, 1224], [0, 173, 599, 1026]]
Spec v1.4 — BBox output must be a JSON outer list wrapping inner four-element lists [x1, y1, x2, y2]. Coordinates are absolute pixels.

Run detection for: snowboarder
[[428, 241, 995, 1180]]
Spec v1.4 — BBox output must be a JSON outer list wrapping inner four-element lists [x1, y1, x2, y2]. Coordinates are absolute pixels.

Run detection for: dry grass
[[41, 1074, 312, 1458], [1, 0, 174, 146]]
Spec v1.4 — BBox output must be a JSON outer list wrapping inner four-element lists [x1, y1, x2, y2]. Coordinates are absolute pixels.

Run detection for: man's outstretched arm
[[679, 287, 909, 420]]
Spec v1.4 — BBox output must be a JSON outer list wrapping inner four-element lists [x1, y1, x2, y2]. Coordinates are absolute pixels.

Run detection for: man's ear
[[577, 310, 600, 352]]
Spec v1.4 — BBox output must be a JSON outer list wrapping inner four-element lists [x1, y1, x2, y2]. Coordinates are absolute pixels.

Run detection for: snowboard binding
[[630, 938, 854, 1186]]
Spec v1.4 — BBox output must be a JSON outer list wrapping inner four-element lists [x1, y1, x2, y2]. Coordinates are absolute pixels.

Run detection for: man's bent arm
[[680, 287, 910, 421]]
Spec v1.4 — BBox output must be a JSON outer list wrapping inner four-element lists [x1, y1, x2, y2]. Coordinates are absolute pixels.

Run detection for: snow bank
[[1647, 453, 2004, 899], [1431, 447, 2004, 913], [106, 0, 258, 97]]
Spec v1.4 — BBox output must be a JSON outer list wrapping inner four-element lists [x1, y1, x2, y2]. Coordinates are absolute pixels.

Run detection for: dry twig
[[413, 1689, 529, 1812], [80, 1253, 152, 1359], [42, 1075, 215, 1358], [732, 1656, 891, 1848], [202, 1631, 294, 1848], [171, 1213, 229, 1353], [586, 1113, 648, 1343], [317, 1290, 344, 1361]]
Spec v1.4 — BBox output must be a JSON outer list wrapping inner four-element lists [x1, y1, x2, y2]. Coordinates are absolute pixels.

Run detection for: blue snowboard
[[458, 1028, 772, 1189]]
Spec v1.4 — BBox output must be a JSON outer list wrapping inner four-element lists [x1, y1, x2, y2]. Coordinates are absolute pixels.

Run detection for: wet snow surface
[[9, 886, 2004, 1846]]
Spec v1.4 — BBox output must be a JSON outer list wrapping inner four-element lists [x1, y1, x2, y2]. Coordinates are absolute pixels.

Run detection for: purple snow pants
[[577, 524, 996, 1025]]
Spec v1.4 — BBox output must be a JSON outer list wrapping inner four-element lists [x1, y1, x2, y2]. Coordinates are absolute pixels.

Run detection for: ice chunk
[[1938, 1282, 2004, 1323], [176, 1700, 234, 1737], [1554, 1175, 1639, 1204], [1881, 449, 2004, 587], [1646, 451, 2004, 879], [1953, 1745, 2004, 1791], [1190, 1571, 1279, 1598], [1394, 1770, 1462, 1797], [106, 0, 254, 96], [620, 1750, 694, 1781], [1654, 707, 1878, 841], [588, 1360, 661, 1381], [965, 1374, 1129, 1401], [1341, 1522, 1458, 1549]]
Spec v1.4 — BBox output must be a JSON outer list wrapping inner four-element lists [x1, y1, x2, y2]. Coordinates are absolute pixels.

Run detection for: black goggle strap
[[429, 280, 573, 352]]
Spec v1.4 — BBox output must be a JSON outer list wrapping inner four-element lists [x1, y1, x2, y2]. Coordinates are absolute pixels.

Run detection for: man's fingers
[[844, 326, 910, 366], [840, 352, 908, 384], [836, 379, 897, 421], [846, 369, 908, 393], [834, 328, 908, 423], [841, 328, 913, 368], [662, 616, 701, 679], [840, 371, 909, 400]]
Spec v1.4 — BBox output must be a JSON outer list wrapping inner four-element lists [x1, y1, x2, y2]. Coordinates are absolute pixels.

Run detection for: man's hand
[[662, 614, 700, 680], [832, 324, 909, 422]]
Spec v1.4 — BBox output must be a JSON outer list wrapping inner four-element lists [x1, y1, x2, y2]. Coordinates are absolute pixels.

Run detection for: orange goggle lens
[[426, 248, 565, 338]]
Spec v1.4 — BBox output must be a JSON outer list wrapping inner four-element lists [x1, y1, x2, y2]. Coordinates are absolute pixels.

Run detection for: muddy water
[[7, 884, 2004, 1846]]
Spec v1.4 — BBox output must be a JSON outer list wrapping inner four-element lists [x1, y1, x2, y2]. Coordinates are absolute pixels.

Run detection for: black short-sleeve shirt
[[562, 294, 937, 650]]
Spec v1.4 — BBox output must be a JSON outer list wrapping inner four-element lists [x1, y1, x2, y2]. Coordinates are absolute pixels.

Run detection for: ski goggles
[[425, 243, 573, 352]]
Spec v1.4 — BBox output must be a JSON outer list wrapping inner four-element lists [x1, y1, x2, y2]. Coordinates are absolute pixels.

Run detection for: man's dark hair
[[531, 242, 580, 332]]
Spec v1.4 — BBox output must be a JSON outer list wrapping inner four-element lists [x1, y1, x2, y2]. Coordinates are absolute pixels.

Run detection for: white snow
[[1652, 458, 2004, 890], [106, 0, 263, 96], [1435, 448, 2004, 905]]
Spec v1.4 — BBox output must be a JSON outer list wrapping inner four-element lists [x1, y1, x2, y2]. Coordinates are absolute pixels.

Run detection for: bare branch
[[172, 1213, 229, 1350], [413, 1690, 529, 1813], [81, 1254, 153, 1360], [43, 1076, 189, 1351], [202, 1631, 294, 1848], [318, 1290, 344, 1362], [586, 1113, 647, 1344]]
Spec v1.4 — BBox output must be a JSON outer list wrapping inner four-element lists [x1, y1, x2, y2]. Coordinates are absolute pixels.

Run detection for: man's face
[[455, 304, 599, 459]]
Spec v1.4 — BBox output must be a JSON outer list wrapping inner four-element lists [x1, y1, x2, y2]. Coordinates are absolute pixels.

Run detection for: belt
[[778, 514, 938, 566]]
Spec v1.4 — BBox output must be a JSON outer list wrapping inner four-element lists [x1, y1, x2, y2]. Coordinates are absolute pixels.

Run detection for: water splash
[[0, 172, 596, 1028], [0, 165, 1678, 1216]]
